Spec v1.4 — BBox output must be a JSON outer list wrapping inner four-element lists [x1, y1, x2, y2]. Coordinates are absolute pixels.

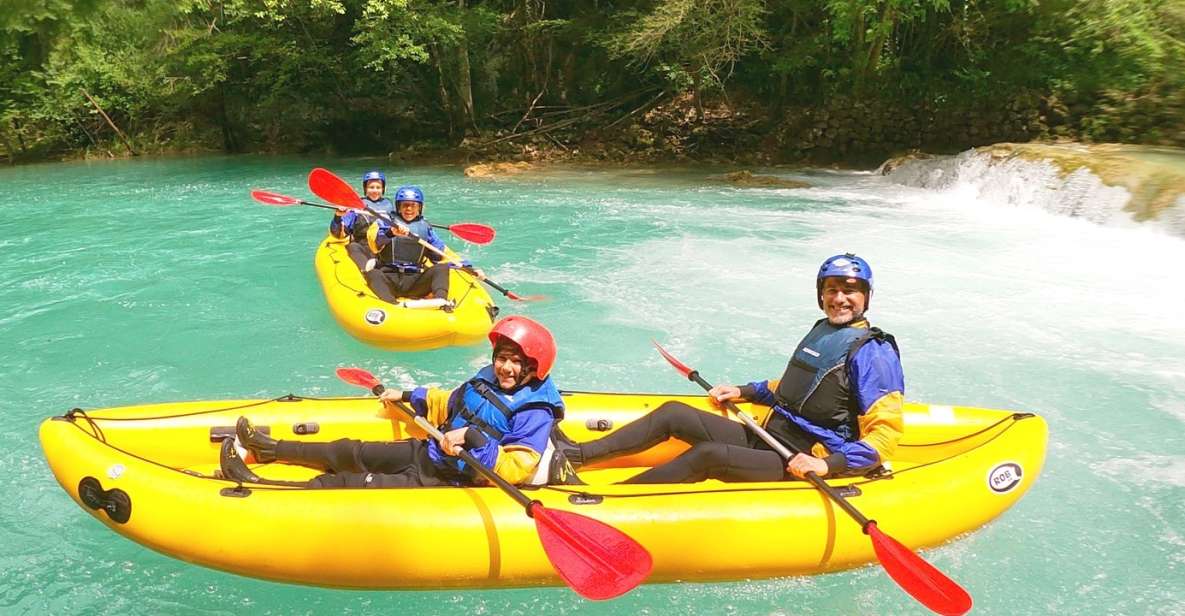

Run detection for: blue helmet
[[362, 170, 386, 189], [816, 253, 873, 309], [394, 185, 424, 206]]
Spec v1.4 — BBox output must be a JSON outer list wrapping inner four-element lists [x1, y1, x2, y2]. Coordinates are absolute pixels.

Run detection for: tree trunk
[[559, 49, 576, 105], [73, 111, 99, 147], [11, 118, 27, 154], [863, 5, 896, 78], [218, 83, 240, 153], [455, 0, 479, 136], [691, 68, 706, 122], [82, 89, 137, 156], [1, 121, 18, 164], [430, 45, 458, 142]]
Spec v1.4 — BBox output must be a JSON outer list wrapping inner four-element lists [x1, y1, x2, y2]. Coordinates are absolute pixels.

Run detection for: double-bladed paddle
[[334, 367, 652, 600], [652, 341, 972, 616], [307, 168, 545, 302], [250, 189, 495, 245]]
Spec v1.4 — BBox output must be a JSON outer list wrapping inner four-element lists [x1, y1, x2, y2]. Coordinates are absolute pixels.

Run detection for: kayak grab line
[[56, 395, 364, 422], [326, 241, 380, 300], [898, 413, 1029, 448], [59, 418, 260, 482], [64, 408, 107, 442]]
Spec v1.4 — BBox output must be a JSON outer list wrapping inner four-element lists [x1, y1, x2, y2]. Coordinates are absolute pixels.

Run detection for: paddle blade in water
[[447, 223, 496, 245], [251, 190, 301, 206], [335, 367, 381, 390], [867, 522, 972, 616], [506, 291, 548, 302], [530, 504, 652, 600], [652, 340, 694, 379], [308, 168, 365, 210]]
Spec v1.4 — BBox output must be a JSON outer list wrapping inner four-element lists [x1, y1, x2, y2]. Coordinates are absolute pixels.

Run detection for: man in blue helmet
[[362, 185, 458, 309], [331, 170, 396, 269], [558, 253, 905, 483]]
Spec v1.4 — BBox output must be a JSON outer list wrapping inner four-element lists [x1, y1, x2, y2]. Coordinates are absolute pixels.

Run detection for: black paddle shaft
[[462, 267, 511, 295], [685, 369, 875, 532]]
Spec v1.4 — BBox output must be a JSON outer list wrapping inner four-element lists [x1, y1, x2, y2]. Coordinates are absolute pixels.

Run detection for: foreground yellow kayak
[[314, 235, 499, 350], [39, 392, 1046, 590]]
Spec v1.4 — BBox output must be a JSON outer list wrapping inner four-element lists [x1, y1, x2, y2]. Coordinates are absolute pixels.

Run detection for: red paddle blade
[[335, 367, 381, 390], [250, 190, 301, 206], [867, 522, 972, 616], [506, 291, 548, 302], [308, 168, 365, 211], [531, 504, 652, 600], [652, 340, 694, 379], [447, 223, 496, 245]]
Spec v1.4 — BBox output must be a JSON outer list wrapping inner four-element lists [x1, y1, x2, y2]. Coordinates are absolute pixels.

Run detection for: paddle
[[652, 341, 972, 616], [250, 189, 495, 245], [307, 168, 545, 302], [334, 367, 652, 600]]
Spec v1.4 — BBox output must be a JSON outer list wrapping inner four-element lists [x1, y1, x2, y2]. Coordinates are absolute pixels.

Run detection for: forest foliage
[[2, 0, 1182, 160]]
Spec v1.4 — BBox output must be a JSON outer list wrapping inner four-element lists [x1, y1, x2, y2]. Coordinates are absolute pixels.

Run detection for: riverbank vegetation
[[2, 0, 1183, 164]]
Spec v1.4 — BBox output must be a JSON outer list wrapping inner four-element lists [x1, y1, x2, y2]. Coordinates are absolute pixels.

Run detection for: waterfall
[[880, 145, 1185, 239]]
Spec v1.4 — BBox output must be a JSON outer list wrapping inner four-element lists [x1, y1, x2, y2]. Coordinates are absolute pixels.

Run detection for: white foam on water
[[884, 148, 1185, 237], [1096, 455, 1185, 488]]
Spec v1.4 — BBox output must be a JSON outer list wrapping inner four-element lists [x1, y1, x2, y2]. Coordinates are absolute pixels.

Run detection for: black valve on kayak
[[78, 477, 132, 524]]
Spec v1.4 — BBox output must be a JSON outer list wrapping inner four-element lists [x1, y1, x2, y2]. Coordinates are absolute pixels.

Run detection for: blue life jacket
[[428, 365, 563, 476], [767, 318, 897, 451], [377, 216, 434, 272]]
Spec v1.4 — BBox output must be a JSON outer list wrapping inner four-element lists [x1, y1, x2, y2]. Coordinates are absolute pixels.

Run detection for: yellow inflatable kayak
[[40, 392, 1046, 590], [314, 235, 498, 351]]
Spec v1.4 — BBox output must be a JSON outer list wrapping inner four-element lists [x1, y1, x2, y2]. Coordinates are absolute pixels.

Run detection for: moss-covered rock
[[712, 170, 810, 188]]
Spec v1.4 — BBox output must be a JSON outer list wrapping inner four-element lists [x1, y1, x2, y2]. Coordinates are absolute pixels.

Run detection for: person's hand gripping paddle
[[335, 367, 651, 600]]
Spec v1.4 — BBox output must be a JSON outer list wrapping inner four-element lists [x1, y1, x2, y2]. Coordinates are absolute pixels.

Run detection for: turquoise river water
[[1, 156, 1182, 614]]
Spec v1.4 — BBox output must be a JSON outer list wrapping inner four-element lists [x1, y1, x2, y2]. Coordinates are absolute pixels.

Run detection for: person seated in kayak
[[362, 184, 473, 310], [558, 253, 904, 484], [331, 170, 394, 269], [220, 316, 571, 488]]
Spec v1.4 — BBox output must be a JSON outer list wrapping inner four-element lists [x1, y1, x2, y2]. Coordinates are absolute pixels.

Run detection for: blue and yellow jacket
[[401, 366, 562, 485]]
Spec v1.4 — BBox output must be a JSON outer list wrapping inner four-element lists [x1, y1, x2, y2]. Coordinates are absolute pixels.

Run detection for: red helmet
[[488, 316, 557, 379]]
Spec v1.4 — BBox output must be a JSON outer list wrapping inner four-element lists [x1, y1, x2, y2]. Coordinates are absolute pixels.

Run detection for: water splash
[[882, 145, 1185, 238]]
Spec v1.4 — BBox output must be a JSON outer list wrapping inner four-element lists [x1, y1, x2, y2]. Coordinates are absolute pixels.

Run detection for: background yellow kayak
[[313, 235, 498, 351]]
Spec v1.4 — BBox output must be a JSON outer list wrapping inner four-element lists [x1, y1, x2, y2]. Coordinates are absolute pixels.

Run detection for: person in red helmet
[[221, 316, 569, 488]]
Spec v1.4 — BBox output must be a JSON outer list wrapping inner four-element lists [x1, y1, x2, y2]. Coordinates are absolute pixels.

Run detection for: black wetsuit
[[274, 438, 462, 488], [364, 265, 451, 304], [578, 401, 789, 484]]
